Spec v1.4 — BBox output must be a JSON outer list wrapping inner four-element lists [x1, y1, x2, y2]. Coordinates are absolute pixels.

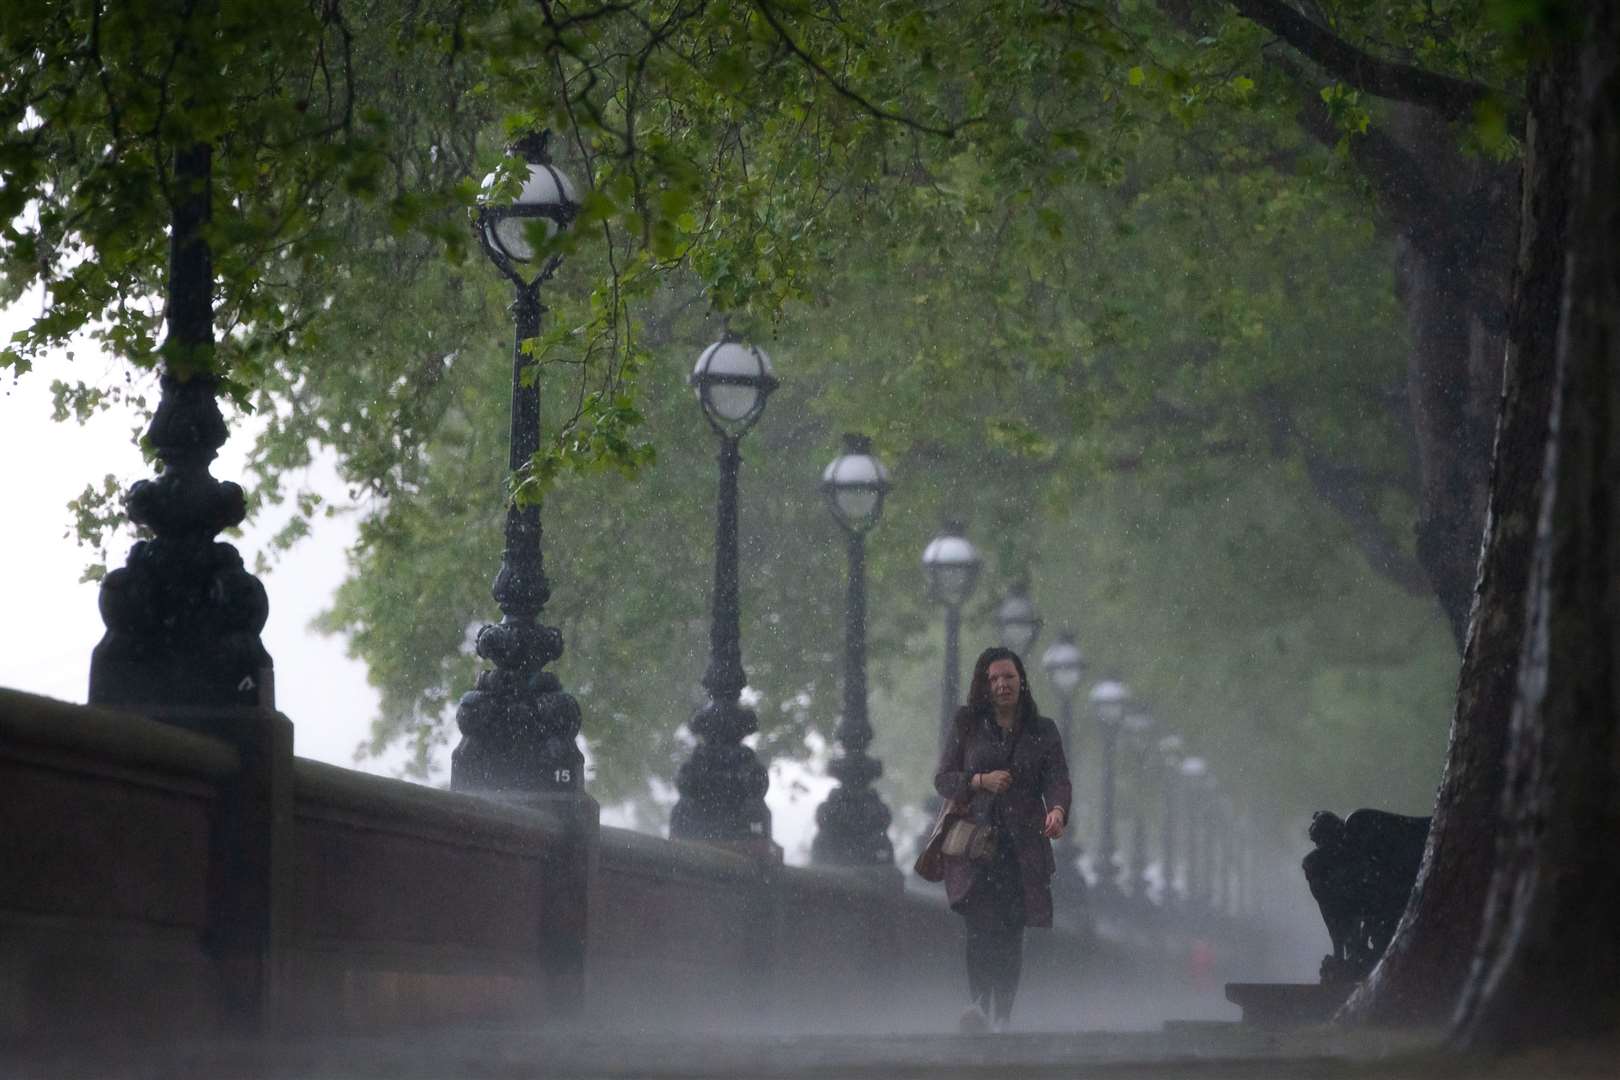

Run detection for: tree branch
[[1269, 54, 1454, 253], [1256, 388, 1431, 595], [1266, 52, 1512, 338], [749, 0, 979, 138], [1231, 0, 1492, 120], [1301, 453, 1431, 595]]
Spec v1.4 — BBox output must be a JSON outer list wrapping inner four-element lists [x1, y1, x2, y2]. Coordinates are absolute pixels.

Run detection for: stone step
[[1224, 982, 1354, 1028]]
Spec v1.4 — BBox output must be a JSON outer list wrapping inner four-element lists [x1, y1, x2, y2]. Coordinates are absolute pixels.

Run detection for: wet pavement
[[15, 1019, 1620, 1078], [9, 1023, 1427, 1079]]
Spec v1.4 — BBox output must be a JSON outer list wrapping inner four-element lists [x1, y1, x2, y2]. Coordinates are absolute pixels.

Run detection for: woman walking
[[934, 646, 1072, 1032]]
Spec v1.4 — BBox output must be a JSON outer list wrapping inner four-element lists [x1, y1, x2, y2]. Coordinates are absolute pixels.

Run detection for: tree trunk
[[1285, 75, 1515, 646], [1224, 5, 1518, 644], [1384, 104, 1517, 650], [1230, 1, 1619, 1039], [1398, 228, 1501, 649], [1449, 1, 1620, 1046], [1342, 43, 1571, 1026]]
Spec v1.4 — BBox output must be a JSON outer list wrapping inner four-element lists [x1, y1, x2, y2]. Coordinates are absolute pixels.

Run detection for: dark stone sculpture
[[1302, 809, 1431, 985]]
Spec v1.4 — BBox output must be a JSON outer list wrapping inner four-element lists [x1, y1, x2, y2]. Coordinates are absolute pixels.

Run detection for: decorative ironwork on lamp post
[[1089, 677, 1129, 896], [1158, 734, 1186, 905], [811, 434, 896, 871], [90, 143, 274, 717], [1040, 629, 1087, 891], [1123, 706, 1156, 902], [452, 131, 584, 798], [669, 331, 779, 851]]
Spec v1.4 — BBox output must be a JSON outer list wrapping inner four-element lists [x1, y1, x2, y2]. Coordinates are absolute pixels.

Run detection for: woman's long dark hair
[[962, 646, 1040, 729]]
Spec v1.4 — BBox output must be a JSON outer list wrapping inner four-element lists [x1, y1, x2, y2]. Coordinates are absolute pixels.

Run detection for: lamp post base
[[810, 783, 895, 870], [90, 372, 275, 717], [452, 667, 584, 797], [669, 700, 775, 856]]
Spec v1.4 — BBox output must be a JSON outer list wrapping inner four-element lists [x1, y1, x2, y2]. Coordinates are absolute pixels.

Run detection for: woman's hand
[[975, 770, 1012, 794], [1042, 807, 1066, 839]]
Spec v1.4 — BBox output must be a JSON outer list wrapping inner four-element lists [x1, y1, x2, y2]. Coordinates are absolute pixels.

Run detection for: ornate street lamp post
[[1213, 793, 1235, 916], [994, 581, 1042, 656], [1040, 630, 1086, 889], [1242, 815, 1259, 917], [914, 521, 981, 856], [1201, 770, 1221, 912], [1089, 677, 1129, 896], [1040, 632, 1087, 736], [1123, 707, 1156, 901], [1237, 813, 1256, 917], [669, 332, 779, 851], [1179, 756, 1210, 908], [90, 144, 274, 716], [811, 434, 897, 871], [921, 521, 982, 753], [1158, 734, 1186, 905], [452, 132, 585, 798]]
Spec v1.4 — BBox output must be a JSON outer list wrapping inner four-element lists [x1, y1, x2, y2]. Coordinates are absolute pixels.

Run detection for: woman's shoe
[[957, 1003, 990, 1034]]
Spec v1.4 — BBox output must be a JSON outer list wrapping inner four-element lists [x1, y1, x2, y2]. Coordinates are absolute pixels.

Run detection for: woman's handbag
[[941, 818, 999, 862], [916, 725, 1023, 879], [913, 799, 960, 882]]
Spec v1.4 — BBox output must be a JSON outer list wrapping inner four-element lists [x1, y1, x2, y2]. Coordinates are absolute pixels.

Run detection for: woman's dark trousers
[[962, 841, 1025, 1021]]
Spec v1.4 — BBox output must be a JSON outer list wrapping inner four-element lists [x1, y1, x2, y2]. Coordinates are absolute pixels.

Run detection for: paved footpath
[[16, 1023, 1620, 1080]]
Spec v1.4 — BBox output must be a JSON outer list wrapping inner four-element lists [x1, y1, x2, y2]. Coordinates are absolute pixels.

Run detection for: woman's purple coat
[[933, 706, 1073, 928]]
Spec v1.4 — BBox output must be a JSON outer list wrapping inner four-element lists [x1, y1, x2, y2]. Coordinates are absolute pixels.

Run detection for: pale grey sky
[[0, 304, 384, 770]]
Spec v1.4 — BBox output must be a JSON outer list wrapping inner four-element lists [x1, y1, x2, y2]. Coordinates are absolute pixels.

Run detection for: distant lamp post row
[[1090, 692, 1234, 914], [449, 132, 1257, 909], [901, 525, 1247, 916]]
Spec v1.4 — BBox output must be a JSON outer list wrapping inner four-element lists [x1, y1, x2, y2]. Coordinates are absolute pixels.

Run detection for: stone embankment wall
[[1, 690, 1102, 1046]]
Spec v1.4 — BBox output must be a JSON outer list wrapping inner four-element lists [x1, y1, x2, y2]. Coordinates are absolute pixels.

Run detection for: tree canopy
[[3, 0, 1516, 837]]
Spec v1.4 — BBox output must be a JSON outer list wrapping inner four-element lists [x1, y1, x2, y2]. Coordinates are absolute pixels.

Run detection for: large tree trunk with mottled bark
[[1447, 1, 1620, 1045], [1373, 105, 1516, 650], [1343, 43, 1572, 1026], [1233, 0, 1620, 1041]]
